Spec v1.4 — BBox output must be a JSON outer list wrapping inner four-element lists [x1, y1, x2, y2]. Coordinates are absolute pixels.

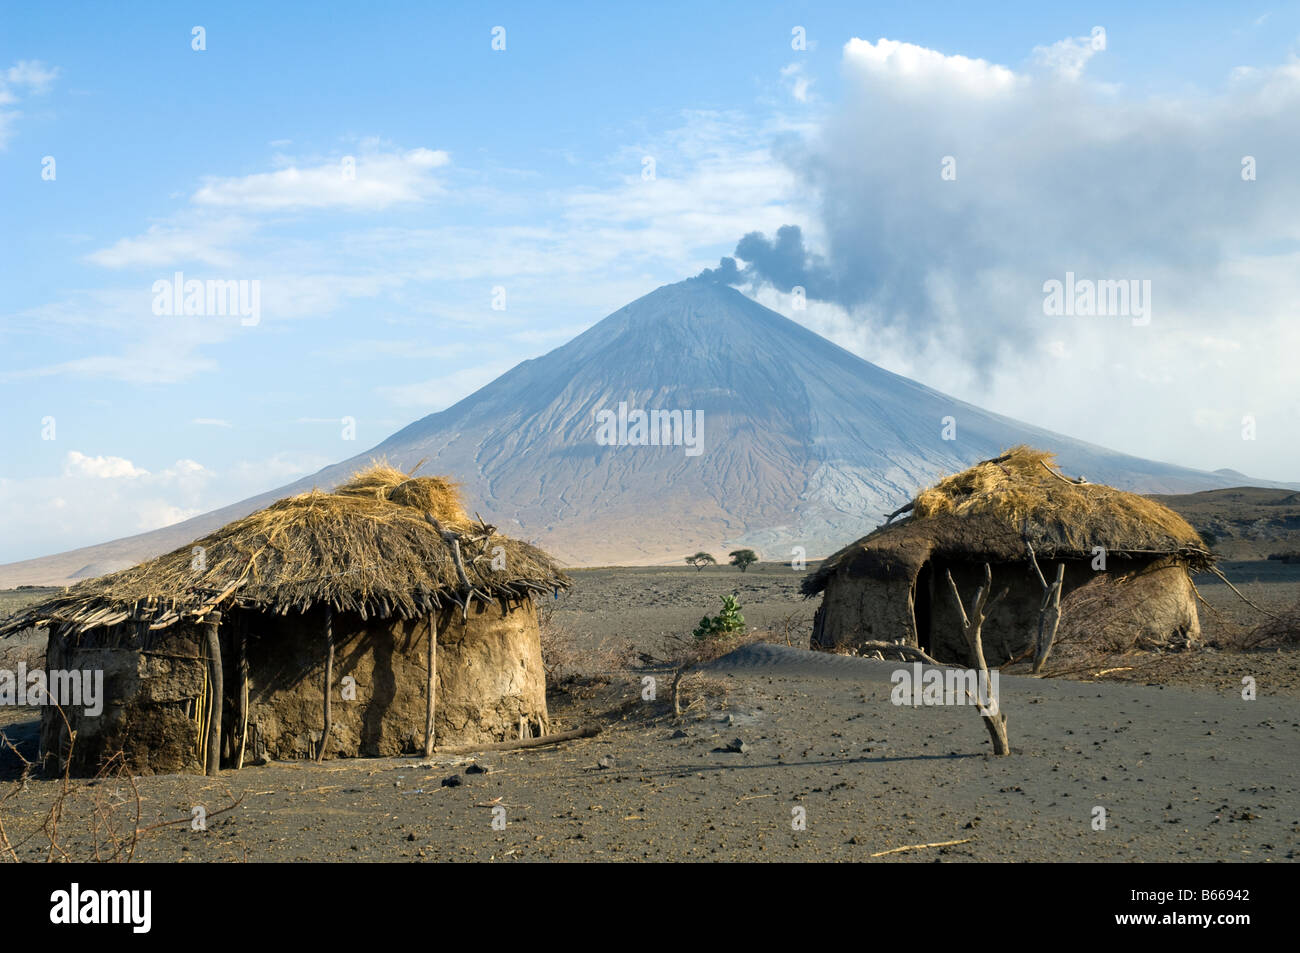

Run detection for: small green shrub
[[693, 594, 746, 641]]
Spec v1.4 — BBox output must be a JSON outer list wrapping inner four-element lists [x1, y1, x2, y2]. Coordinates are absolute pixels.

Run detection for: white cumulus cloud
[[64, 451, 147, 479], [842, 38, 1019, 100]]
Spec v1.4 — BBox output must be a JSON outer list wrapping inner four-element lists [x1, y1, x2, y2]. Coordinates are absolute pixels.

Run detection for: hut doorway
[[913, 562, 934, 653]]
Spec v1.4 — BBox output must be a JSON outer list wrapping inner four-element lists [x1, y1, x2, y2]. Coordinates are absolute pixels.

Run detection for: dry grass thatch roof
[[802, 446, 1212, 596], [2, 462, 569, 636]]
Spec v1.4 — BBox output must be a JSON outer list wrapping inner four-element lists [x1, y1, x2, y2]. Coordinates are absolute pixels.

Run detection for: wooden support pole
[[196, 660, 208, 769], [203, 611, 223, 776], [317, 607, 333, 763], [423, 613, 438, 758], [236, 621, 249, 770]]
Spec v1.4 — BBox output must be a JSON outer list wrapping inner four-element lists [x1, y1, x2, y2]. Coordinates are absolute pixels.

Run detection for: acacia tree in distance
[[729, 549, 758, 572], [686, 552, 717, 571]]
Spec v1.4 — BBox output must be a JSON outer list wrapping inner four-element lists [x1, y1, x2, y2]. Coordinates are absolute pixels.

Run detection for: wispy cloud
[[781, 62, 814, 102], [0, 59, 59, 148], [193, 147, 450, 211], [87, 217, 254, 269], [1031, 29, 1106, 81], [4, 60, 59, 91]]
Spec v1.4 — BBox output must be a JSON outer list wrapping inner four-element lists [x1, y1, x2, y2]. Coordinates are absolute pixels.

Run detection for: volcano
[[0, 278, 1275, 585]]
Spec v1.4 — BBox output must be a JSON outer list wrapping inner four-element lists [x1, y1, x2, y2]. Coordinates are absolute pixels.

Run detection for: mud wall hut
[[801, 448, 1212, 664], [0, 464, 570, 776]]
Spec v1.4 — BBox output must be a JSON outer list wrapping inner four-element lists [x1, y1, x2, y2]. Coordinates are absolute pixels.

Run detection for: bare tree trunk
[[944, 567, 1010, 755], [317, 607, 333, 763], [977, 697, 1009, 754], [1033, 564, 1065, 673], [1027, 544, 1066, 673], [671, 657, 699, 717], [423, 614, 438, 758], [203, 611, 223, 776]]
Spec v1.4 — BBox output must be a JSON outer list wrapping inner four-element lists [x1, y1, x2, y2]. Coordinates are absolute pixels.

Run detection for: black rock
[[441, 774, 463, 787]]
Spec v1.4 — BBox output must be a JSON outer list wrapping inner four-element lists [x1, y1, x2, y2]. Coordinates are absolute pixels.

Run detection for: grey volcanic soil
[[0, 562, 1297, 862]]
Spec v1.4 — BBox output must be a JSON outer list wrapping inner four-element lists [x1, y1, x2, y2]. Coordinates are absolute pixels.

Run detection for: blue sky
[[2, 2, 1299, 562]]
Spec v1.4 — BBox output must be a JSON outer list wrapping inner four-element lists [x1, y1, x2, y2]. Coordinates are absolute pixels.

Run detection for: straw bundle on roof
[[334, 463, 467, 525], [2, 462, 569, 636]]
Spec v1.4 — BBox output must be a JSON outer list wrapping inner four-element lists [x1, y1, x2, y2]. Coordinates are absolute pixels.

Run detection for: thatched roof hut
[[2, 463, 570, 775], [802, 447, 1212, 663]]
